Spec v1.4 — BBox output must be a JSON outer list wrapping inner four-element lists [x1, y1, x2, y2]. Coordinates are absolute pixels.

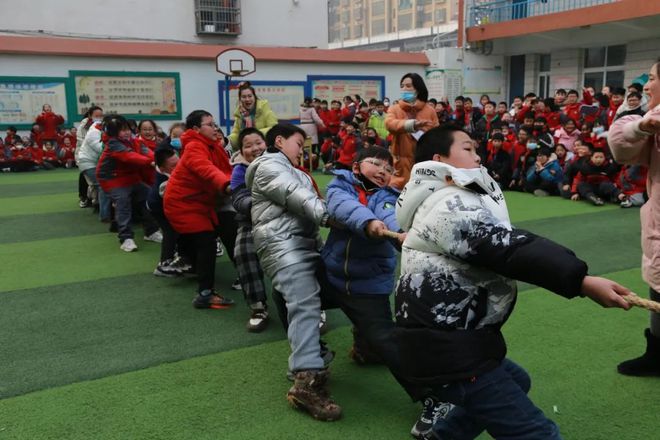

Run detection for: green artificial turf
[[0, 168, 656, 440]]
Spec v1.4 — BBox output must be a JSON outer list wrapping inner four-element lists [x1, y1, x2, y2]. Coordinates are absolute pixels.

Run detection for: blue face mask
[[400, 91, 416, 103], [170, 138, 181, 149], [593, 126, 605, 135], [527, 142, 538, 150]]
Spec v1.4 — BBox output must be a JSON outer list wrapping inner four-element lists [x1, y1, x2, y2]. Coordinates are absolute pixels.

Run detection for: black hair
[[266, 123, 307, 148], [484, 101, 496, 108], [543, 97, 558, 111], [490, 121, 504, 131], [594, 92, 610, 108], [343, 95, 353, 102], [355, 146, 393, 165], [359, 102, 368, 108], [414, 126, 467, 163], [375, 100, 384, 106], [127, 119, 138, 134], [538, 146, 551, 157], [612, 87, 627, 97], [628, 83, 643, 93], [85, 105, 103, 119], [480, 94, 491, 101], [331, 100, 341, 105], [455, 95, 465, 102], [523, 112, 535, 120], [238, 127, 265, 151], [185, 110, 213, 129], [102, 115, 131, 137], [513, 95, 523, 101], [628, 91, 643, 100], [524, 92, 537, 99], [400, 72, 429, 102], [464, 97, 473, 104], [368, 98, 378, 105], [321, 100, 328, 105], [555, 88, 567, 95], [582, 141, 595, 151], [567, 89, 579, 97], [155, 147, 176, 168], [238, 81, 258, 100], [138, 119, 158, 133], [313, 98, 321, 103], [534, 117, 547, 123], [498, 101, 508, 107], [7, 126, 17, 133], [491, 132, 504, 141], [429, 98, 438, 105], [564, 118, 576, 126]]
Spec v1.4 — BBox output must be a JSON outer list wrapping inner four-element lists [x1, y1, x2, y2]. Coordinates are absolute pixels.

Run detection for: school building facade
[[459, 0, 660, 102], [0, 0, 428, 133]]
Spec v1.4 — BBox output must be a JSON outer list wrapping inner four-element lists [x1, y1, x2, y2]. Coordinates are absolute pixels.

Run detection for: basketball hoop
[[216, 48, 256, 77]]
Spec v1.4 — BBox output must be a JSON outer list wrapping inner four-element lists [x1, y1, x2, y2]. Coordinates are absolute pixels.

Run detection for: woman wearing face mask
[[157, 123, 186, 154], [75, 106, 103, 208], [227, 82, 278, 151], [385, 73, 439, 189]]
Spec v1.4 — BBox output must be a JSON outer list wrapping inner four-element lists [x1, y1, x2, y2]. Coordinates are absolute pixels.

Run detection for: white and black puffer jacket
[[394, 161, 588, 384]]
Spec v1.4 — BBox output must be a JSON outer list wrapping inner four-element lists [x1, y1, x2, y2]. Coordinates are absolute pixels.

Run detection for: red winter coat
[[43, 148, 59, 163], [135, 136, 157, 152], [35, 111, 65, 139], [321, 109, 342, 135], [336, 134, 358, 167], [164, 130, 232, 234], [96, 135, 154, 192]]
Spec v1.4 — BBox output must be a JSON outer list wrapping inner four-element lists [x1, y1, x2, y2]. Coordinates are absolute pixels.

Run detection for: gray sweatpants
[[271, 259, 324, 372]]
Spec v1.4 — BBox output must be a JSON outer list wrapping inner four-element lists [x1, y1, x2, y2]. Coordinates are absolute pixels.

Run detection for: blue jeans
[[430, 359, 562, 440], [82, 168, 111, 221], [108, 184, 157, 243]]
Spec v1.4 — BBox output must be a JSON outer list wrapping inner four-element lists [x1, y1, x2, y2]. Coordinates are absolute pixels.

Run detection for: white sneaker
[[120, 238, 138, 252], [144, 231, 163, 243]]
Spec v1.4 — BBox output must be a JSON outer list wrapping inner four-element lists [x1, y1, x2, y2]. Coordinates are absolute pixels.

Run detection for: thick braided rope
[[382, 230, 401, 240], [624, 293, 660, 313]]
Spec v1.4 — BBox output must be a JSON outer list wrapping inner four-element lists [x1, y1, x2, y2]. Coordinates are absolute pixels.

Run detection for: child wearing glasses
[[320, 146, 433, 430]]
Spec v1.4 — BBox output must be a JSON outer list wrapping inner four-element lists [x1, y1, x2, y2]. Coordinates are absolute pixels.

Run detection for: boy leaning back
[[245, 123, 341, 421], [394, 126, 632, 439]]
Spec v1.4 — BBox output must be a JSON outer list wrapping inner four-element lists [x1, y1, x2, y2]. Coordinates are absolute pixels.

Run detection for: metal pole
[[224, 75, 231, 137]]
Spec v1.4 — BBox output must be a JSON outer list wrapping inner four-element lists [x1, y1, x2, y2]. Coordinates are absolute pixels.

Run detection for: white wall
[[425, 47, 507, 103], [0, 53, 424, 132], [624, 37, 660, 85], [0, 0, 328, 48]]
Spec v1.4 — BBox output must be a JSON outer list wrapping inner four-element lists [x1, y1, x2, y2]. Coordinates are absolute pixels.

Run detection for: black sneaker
[[216, 240, 224, 257], [246, 308, 269, 333], [587, 194, 604, 206], [170, 256, 194, 275], [231, 277, 242, 291], [192, 290, 235, 309], [410, 398, 454, 439], [319, 310, 328, 334]]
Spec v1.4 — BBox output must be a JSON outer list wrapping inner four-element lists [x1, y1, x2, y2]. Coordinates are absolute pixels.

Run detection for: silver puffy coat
[[246, 151, 327, 276]]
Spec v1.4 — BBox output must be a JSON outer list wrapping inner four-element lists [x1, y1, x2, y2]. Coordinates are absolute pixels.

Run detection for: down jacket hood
[[396, 161, 509, 232]]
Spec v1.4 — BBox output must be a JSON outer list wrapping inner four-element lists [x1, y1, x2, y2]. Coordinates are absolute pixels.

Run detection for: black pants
[[78, 172, 89, 202], [331, 287, 427, 401], [150, 209, 178, 263], [215, 210, 238, 265], [577, 181, 620, 201], [524, 179, 559, 195], [179, 230, 217, 293]]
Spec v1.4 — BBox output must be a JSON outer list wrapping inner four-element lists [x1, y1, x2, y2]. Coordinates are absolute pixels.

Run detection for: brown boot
[[286, 370, 342, 421]]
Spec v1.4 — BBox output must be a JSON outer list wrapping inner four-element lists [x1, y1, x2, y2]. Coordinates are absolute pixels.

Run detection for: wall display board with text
[[70, 71, 182, 120], [308, 75, 385, 103], [218, 81, 306, 126], [0, 77, 73, 129]]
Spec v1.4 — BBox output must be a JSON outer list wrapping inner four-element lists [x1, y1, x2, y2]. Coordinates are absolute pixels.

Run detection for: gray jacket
[[246, 150, 327, 276]]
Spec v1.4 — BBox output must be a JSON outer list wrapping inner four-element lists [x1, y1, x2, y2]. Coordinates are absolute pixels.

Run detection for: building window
[[435, 8, 447, 23], [398, 12, 413, 31], [538, 54, 551, 98], [583, 45, 626, 90], [450, 0, 459, 20], [372, 0, 385, 16], [372, 18, 385, 35], [399, 0, 413, 9], [195, 0, 241, 35]]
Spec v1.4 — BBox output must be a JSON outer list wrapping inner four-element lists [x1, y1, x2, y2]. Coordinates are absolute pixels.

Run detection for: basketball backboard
[[216, 48, 256, 77]]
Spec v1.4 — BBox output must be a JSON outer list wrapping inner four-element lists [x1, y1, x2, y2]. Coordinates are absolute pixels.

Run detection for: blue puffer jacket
[[526, 158, 563, 185], [321, 170, 400, 295]]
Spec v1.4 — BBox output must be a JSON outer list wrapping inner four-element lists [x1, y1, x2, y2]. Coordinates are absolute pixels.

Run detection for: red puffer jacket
[[164, 129, 231, 234], [96, 135, 154, 192], [35, 111, 65, 139]]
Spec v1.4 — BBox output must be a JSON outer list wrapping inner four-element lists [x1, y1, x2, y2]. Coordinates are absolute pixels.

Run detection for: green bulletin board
[[70, 71, 182, 120]]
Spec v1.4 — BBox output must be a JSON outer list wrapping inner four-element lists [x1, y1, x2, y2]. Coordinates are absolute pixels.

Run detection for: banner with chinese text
[[0, 80, 69, 127]]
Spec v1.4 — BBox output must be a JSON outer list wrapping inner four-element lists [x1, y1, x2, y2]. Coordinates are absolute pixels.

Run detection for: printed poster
[[311, 79, 382, 103], [0, 82, 68, 125], [425, 69, 463, 102], [73, 74, 179, 117], [225, 84, 305, 121], [463, 66, 503, 95]]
